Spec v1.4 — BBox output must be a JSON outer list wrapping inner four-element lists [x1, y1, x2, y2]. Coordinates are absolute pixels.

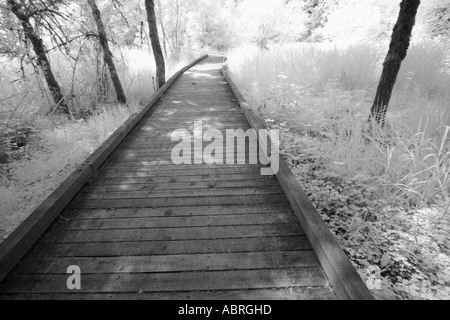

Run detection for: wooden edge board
[[221, 65, 374, 300], [0, 55, 209, 283]]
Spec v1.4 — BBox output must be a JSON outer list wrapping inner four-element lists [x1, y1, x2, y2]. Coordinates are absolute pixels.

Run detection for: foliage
[[228, 42, 450, 299], [235, 0, 308, 49], [420, 0, 450, 40], [0, 103, 139, 241], [0, 120, 40, 163], [1, 0, 449, 119], [187, 0, 236, 51]]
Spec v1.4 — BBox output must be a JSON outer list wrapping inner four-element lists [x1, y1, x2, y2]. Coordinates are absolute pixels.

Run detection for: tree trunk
[[145, 0, 166, 89], [7, 0, 70, 116], [156, 0, 168, 57], [87, 0, 127, 104], [370, 0, 421, 127], [174, 0, 180, 60]]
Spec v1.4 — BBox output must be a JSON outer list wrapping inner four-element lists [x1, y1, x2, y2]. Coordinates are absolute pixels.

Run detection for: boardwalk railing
[[221, 65, 374, 300], [0, 55, 209, 283]]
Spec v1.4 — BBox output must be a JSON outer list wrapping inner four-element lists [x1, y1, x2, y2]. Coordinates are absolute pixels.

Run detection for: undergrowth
[[0, 103, 139, 241], [228, 42, 450, 300]]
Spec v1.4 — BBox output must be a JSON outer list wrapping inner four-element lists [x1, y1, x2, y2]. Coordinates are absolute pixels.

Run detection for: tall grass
[[0, 103, 139, 240], [227, 43, 381, 93], [227, 41, 450, 208]]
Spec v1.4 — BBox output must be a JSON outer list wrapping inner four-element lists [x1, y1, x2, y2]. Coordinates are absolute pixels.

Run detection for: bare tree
[[145, 0, 166, 88], [370, 0, 421, 126], [156, 0, 168, 57], [7, 0, 70, 115], [87, 0, 127, 104]]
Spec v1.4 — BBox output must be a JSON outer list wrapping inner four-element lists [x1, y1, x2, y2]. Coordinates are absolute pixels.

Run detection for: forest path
[[0, 56, 336, 300]]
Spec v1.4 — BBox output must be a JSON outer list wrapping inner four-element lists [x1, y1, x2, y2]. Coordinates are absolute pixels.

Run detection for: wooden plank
[[84, 179, 279, 191], [153, 100, 239, 104], [121, 136, 254, 144], [105, 148, 259, 155], [101, 160, 250, 166], [41, 224, 303, 243], [0, 268, 328, 294], [0, 287, 336, 300], [117, 141, 255, 149], [172, 82, 229, 86], [122, 130, 255, 137], [93, 171, 266, 179], [137, 124, 251, 130], [166, 88, 232, 93], [125, 128, 254, 137], [106, 154, 259, 161], [96, 167, 261, 176], [0, 55, 209, 283], [134, 125, 251, 131], [137, 121, 249, 127], [161, 99, 237, 104], [140, 118, 248, 123], [101, 156, 260, 164], [69, 194, 290, 209], [167, 91, 233, 95], [222, 66, 373, 300], [142, 117, 246, 122], [152, 107, 241, 113], [108, 150, 259, 157], [113, 144, 261, 151], [101, 163, 266, 170], [77, 187, 284, 201], [151, 102, 240, 107], [105, 154, 259, 161], [170, 85, 231, 89], [114, 141, 255, 148], [101, 159, 262, 167], [64, 203, 293, 219], [98, 166, 262, 176], [163, 95, 236, 100], [152, 111, 243, 117], [31, 236, 311, 257], [91, 174, 276, 184], [142, 118, 248, 123], [173, 83, 229, 86], [16, 251, 319, 274], [106, 152, 260, 159], [148, 114, 243, 119], [57, 212, 297, 231]]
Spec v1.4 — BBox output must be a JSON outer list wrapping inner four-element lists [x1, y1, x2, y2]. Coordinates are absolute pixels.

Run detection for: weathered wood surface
[[0, 56, 339, 300]]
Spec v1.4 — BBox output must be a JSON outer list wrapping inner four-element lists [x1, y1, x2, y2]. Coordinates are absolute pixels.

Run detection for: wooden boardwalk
[[0, 56, 371, 300]]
